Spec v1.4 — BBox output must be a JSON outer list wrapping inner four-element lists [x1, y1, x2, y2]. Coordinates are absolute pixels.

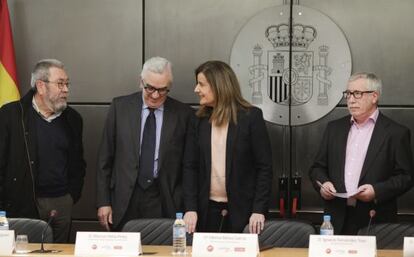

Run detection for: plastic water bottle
[[0, 211, 9, 230], [320, 215, 334, 235], [172, 212, 186, 255]]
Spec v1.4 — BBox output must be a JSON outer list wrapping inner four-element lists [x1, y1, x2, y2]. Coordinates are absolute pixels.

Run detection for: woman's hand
[[184, 211, 198, 233], [249, 213, 265, 234]]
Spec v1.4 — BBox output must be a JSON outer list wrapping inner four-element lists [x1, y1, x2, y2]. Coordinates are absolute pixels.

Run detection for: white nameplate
[[0, 230, 14, 255], [74, 232, 141, 256], [309, 235, 376, 257], [192, 232, 259, 257], [404, 237, 414, 257]]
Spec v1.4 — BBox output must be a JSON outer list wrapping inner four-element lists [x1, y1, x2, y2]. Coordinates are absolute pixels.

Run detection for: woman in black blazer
[[183, 60, 273, 233]]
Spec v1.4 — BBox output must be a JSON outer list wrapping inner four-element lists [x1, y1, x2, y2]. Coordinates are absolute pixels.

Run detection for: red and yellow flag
[[0, 0, 19, 107]]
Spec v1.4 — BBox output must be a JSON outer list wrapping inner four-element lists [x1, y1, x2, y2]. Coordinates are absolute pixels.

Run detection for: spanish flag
[[0, 0, 19, 107]]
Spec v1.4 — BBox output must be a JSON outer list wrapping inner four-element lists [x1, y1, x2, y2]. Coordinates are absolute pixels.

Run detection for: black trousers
[[341, 206, 359, 235], [205, 200, 231, 233], [116, 179, 162, 231]]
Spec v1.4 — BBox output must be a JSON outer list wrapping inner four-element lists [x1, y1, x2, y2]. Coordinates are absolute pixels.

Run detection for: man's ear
[[35, 80, 45, 95], [372, 91, 379, 104]]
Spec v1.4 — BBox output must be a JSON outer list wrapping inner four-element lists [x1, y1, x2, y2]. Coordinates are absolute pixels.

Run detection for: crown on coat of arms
[[265, 22, 317, 49]]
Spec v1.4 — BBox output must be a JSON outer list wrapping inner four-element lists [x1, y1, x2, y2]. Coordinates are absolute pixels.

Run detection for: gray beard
[[53, 102, 67, 113]]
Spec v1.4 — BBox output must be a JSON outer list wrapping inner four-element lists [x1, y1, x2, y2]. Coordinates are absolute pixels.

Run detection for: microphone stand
[[31, 234, 53, 253], [31, 210, 58, 253], [366, 210, 376, 236], [218, 209, 228, 232]]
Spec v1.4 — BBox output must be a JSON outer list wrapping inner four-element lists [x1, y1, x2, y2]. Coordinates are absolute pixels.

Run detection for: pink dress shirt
[[345, 109, 379, 206]]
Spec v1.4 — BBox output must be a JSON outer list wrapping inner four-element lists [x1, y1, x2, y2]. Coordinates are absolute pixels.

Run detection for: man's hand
[[249, 213, 265, 234], [184, 211, 198, 234], [355, 184, 375, 202], [319, 181, 337, 200], [97, 206, 113, 231]]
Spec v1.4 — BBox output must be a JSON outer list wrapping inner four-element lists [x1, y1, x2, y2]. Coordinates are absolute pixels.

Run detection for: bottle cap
[[323, 215, 331, 222], [176, 212, 183, 219]]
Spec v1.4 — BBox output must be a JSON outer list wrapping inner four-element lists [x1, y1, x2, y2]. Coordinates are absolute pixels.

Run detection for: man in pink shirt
[[309, 72, 414, 235]]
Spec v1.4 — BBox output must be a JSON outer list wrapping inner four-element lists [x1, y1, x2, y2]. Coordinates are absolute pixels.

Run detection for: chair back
[[358, 222, 414, 249], [243, 219, 316, 248], [9, 218, 53, 243], [122, 218, 175, 245]]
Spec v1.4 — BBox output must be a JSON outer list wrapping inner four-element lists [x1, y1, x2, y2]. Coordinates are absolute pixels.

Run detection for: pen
[[316, 180, 333, 194]]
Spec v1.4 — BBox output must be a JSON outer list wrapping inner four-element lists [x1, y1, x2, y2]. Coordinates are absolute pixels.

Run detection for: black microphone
[[366, 209, 376, 235], [31, 210, 57, 253], [218, 209, 228, 232]]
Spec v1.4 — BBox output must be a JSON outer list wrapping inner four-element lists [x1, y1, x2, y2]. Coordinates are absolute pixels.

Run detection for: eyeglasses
[[342, 90, 374, 99], [43, 80, 70, 89], [142, 80, 170, 96]]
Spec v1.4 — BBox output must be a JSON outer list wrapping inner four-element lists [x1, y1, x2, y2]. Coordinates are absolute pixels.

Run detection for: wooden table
[[9, 244, 403, 257]]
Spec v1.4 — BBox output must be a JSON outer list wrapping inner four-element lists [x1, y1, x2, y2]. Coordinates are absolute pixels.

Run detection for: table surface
[[8, 243, 403, 257]]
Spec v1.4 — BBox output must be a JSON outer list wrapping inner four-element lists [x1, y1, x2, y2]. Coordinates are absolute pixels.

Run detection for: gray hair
[[141, 56, 173, 82], [348, 72, 382, 96], [31, 59, 65, 89]]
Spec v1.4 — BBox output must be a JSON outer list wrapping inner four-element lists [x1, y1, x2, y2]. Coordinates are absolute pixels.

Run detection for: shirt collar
[[32, 96, 62, 122], [350, 108, 379, 126]]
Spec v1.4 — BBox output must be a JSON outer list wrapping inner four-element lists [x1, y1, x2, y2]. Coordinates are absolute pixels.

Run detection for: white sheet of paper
[[404, 237, 414, 257], [316, 180, 362, 198], [309, 235, 376, 257], [74, 232, 141, 256], [0, 230, 15, 255], [333, 190, 360, 198], [192, 232, 259, 257]]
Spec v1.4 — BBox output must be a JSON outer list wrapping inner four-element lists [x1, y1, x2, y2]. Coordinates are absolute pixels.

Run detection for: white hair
[[30, 59, 65, 89], [348, 72, 382, 96], [141, 56, 173, 82]]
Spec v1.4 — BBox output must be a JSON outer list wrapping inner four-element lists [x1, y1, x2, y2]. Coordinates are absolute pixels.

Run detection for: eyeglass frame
[[42, 80, 70, 90], [342, 90, 375, 99], [141, 79, 170, 96]]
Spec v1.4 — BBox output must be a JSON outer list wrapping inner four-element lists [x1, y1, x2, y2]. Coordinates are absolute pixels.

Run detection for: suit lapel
[[200, 118, 212, 179], [128, 93, 143, 162], [225, 119, 237, 181], [336, 117, 352, 191], [158, 98, 177, 174], [359, 113, 387, 181]]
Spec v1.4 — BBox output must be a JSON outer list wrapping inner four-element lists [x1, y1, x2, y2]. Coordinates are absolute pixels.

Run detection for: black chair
[[122, 218, 175, 245], [9, 218, 53, 243], [358, 222, 414, 249], [243, 219, 316, 248]]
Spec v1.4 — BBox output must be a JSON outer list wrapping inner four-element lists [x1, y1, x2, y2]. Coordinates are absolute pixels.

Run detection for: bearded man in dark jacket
[[0, 59, 86, 242]]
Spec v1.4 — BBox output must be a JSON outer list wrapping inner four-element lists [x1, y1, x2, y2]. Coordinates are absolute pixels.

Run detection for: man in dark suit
[[309, 72, 414, 235], [96, 56, 193, 231]]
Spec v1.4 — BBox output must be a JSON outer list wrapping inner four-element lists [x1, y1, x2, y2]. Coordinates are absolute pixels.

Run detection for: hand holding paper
[[355, 184, 376, 202], [316, 181, 336, 200], [316, 180, 366, 199]]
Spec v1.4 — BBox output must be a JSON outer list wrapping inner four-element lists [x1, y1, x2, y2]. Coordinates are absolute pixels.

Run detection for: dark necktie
[[139, 108, 156, 189]]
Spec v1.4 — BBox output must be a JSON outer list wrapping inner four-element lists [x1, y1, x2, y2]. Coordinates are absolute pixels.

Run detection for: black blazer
[[309, 112, 414, 233], [183, 107, 273, 232], [96, 92, 193, 228]]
